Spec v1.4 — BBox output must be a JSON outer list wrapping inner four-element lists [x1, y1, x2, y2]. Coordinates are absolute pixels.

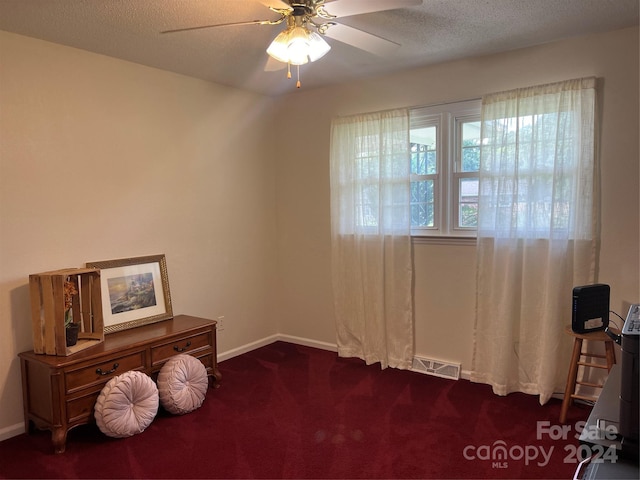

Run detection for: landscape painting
[[86, 254, 173, 333], [106, 272, 157, 314]]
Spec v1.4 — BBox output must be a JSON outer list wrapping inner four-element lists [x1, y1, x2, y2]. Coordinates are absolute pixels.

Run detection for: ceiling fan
[[161, 0, 422, 88]]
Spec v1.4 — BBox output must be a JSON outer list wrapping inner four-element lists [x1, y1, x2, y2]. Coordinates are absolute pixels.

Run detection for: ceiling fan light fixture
[[263, 5, 336, 88], [266, 25, 330, 65]]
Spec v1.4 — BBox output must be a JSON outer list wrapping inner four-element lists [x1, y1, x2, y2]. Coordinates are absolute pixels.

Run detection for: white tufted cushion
[[94, 370, 159, 438], [157, 354, 208, 415]]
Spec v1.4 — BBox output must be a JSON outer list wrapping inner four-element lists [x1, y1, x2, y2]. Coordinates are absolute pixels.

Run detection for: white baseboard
[[0, 422, 25, 442], [217, 334, 280, 362], [276, 334, 338, 353], [217, 334, 337, 363], [217, 337, 469, 382]]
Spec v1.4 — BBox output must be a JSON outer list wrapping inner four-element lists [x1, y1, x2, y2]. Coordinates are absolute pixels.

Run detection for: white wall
[[0, 31, 279, 437], [273, 26, 640, 370]]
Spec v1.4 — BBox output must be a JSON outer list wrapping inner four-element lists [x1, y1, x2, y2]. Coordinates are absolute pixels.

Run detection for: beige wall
[[0, 31, 279, 437], [0, 26, 638, 440], [273, 26, 640, 368]]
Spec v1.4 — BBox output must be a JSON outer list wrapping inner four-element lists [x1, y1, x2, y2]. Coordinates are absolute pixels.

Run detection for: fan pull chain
[[284, 63, 301, 88]]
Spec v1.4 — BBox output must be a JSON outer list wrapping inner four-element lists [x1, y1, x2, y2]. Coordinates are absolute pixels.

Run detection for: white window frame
[[410, 99, 481, 241]]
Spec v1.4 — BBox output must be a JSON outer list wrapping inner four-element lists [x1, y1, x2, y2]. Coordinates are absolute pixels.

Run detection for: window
[[330, 109, 411, 235], [479, 109, 591, 239], [409, 99, 481, 237]]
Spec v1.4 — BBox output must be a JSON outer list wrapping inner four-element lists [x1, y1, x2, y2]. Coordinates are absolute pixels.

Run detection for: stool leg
[[604, 341, 616, 371], [560, 338, 583, 423]]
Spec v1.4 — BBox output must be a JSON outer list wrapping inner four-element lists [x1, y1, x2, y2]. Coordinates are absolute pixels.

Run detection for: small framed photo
[[86, 254, 173, 334]]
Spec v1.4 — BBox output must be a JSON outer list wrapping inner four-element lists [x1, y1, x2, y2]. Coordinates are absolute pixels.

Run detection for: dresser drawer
[[66, 390, 100, 424], [151, 331, 211, 367], [65, 351, 146, 395], [196, 352, 214, 370]]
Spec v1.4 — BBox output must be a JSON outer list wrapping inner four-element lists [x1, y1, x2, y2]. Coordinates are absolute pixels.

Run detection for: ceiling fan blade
[[255, 0, 291, 9], [161, 17, 284, 34], [323, 0, 422, 18], [323, 23, 400, 56]]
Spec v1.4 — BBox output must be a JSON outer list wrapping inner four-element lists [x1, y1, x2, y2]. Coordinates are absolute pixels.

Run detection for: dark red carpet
[[0, 341, 589, 479]]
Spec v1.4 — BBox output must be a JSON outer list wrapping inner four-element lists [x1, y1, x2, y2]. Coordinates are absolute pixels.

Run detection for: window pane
[[356, 183, 379, 227], [411, 180, 434, 202], [411, 180, 434, 227], [459, 178, 478, 227], [461, 121, 481, 172], [410, 126, 437, 175], [411, 204, 434, 228]]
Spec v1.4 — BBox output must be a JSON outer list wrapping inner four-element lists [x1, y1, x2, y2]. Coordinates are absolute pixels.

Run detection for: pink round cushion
[[94, 370, 159, 438], [157, 354, 208, 415]]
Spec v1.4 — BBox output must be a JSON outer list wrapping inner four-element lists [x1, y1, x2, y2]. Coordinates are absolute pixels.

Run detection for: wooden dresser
[[19, 315, 221, 453]]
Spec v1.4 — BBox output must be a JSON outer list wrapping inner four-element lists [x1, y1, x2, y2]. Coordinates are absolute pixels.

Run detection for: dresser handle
[[173, 341, 192, 352], [96, 363, 119, 376]]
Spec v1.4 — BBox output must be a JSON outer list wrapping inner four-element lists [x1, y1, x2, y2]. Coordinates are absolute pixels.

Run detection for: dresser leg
[[208, 368, 222, 388], [52, 427, 68, 454]]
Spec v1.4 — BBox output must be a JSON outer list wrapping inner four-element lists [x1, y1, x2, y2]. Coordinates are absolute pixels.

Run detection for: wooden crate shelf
[[29, 268, 104, 356]]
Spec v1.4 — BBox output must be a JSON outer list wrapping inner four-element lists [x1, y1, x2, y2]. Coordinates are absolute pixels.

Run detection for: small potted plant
[[64, 277, 80, 346]]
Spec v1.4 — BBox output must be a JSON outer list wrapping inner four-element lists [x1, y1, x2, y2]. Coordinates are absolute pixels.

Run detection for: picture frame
[[86, 254, 173, 334]]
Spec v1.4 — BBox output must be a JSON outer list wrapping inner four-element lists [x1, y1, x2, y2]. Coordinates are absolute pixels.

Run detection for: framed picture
[[86, 254, 173, 334]]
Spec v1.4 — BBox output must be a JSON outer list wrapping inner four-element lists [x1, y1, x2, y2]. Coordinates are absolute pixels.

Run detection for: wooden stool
[[559, 325, 617, 423]]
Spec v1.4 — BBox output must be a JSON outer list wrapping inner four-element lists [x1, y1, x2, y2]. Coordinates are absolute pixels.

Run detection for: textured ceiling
[[0, 0, 638, 96]]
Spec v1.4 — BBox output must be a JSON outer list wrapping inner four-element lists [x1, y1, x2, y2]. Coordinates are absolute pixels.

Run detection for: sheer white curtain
[[330, 109, 414, 369], [471, 77, 598, 404]]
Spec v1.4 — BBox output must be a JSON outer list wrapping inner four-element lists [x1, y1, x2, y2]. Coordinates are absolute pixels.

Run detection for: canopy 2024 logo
[[462, 421, 618, 469]]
